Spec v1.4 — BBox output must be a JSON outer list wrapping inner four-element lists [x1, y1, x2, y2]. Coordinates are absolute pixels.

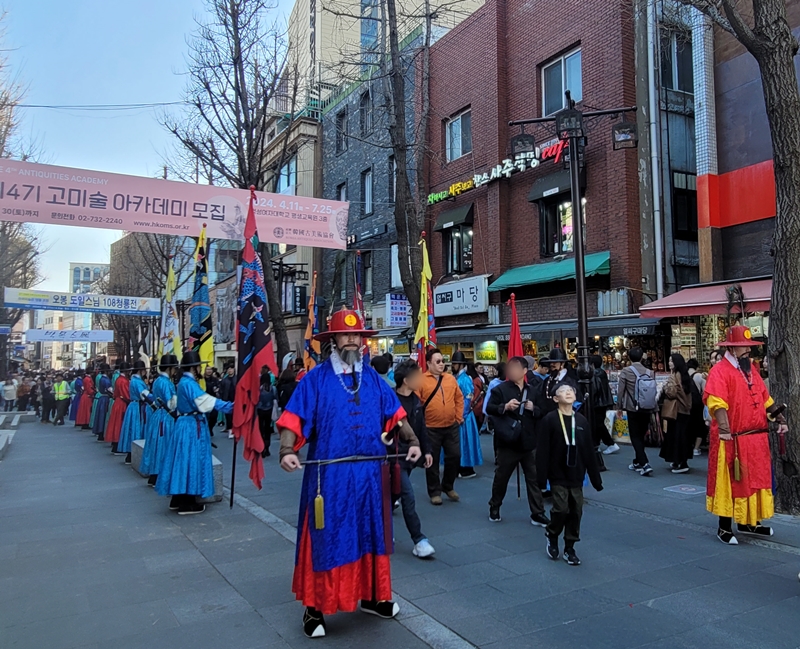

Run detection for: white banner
[[433, 275, 489, 317], [5, 287, 160, 316], [26, 329, 114, 342]]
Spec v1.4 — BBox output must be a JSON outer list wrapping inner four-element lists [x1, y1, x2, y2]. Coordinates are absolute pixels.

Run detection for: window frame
[[337, 181, 347, 203], [538, 194, 587, 257], [660, 29, 694, 93], [443, 224, 474, 275], [361, 167, 373, 217], [445, 109, 473, 162], [671, 172, 698, 241], [541, 48, 582, 116], [335, 108, 348, 154], [362, 251, 373, 295], [276, 155, 297, 194], [359, 91, 372, 136]]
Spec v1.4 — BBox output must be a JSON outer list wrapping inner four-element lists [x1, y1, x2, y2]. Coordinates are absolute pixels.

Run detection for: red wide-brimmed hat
[[314, 309, 377, 342], [717, 325, 763, 347]]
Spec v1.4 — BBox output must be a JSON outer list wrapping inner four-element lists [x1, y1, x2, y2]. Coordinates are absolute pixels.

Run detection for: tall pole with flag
[[158, 256, 182, 361], [353, 250, 365, 319], [303, 271, 321, 372], [188, 224, 214, 372], [507, 293, 524, 359], [231, 186, 276, 504], [414, 232, 436, 372]]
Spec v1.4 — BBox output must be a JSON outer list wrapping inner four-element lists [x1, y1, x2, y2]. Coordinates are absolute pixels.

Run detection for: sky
[[5, 0, 220, 291]]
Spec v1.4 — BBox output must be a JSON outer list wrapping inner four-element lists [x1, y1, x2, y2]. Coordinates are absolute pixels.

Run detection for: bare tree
[[163, 0, 300, 362], [674, 0, 800, 511]]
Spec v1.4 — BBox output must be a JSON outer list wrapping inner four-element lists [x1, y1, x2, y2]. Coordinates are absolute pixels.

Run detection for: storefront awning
[[370, 328, 410, 339], [639, 278, 772, 318], [433, 203, 474, 231], [435, 315, 662, 343], [488, 251, 610, 292]]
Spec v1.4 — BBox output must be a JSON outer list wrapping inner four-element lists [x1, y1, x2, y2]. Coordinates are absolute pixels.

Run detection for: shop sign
[[386, 293, 412, 327], [622, 325, 655, 336], [497, 332, 534, 341], [476, 341, 499, 362], [433, 275, 488, 317]]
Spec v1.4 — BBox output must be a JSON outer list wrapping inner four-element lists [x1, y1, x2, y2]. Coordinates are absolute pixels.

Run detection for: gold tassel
[[314, 463, 325, 529], [734, 457, 741, 482]]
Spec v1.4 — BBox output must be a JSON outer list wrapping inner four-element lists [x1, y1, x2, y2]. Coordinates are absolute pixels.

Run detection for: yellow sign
[[476, 341, 499, 362]]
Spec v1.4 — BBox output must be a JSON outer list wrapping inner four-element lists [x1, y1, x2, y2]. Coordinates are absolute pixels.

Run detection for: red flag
[[232, 186, 275, 489], [507, 293, 523, 359]]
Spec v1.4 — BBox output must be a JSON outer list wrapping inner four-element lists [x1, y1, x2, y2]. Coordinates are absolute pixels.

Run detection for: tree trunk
[[753, 6, 800, 512]]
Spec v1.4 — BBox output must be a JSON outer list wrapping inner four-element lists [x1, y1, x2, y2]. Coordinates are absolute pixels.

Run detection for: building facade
[[68, 263, 109, 294]]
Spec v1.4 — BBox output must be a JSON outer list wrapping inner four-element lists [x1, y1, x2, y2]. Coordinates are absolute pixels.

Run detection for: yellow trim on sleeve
[[765, 396, 775, 410], [706, 395, 728, 416]]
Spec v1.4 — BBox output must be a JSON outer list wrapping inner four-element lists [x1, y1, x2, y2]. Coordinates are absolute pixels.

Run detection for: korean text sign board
[[386, 293, 412, 328], [433, 276, 488, 317], [26, 329, 114, 342], [0, 160, 348, 249], [5, 288, 161, 316]]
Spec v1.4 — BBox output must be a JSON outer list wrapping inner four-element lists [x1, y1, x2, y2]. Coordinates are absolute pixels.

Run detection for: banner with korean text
[[5, 288, 161, 316], [26, 329, 114, 342], [0, 160, 348, 249]]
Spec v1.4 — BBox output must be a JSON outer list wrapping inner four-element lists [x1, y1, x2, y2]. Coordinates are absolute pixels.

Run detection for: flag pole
[[230, 436, 238, 509]]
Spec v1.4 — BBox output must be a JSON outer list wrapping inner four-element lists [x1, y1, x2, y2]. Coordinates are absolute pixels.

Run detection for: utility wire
[[17, 101, 186, 111]]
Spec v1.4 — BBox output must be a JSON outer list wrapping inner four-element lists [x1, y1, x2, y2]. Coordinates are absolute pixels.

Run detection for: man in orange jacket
[[417, 347, 464, 505]]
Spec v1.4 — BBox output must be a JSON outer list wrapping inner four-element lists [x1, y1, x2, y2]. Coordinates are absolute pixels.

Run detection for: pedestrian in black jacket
[[537, 383, 603, 566], [393, 360, 435, 559], [486, 356, 549, 526], [219, 364, 236, 437]]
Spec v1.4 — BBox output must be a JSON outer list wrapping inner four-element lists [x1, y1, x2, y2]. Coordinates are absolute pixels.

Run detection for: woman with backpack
[[687, 359, 709, 457], [659, 353, 693, 473]]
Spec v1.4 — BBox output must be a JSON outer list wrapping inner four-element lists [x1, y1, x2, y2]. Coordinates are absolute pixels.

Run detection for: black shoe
[[563, 547, 581, 566], [147, 475, 157, 487], [531, 513, 550, 527], [459, 468, 477, 479], [169, 496, 181, 511], [303, 607, 326, 638], [489, 506, 501, 522], [717, 527, 739, 545], [359, 600, 399, 619], [124, 452, 132, 465], [541, 490, 552, 499], [738, 523, 774, 537], [546, 534, 559, 560], [177, 501, 206, 516]]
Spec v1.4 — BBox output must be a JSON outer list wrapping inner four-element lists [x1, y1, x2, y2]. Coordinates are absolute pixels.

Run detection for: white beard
[[338, 346, 362, 368]]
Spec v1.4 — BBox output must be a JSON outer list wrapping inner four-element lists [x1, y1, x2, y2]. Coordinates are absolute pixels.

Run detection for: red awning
[[639, 279, 772, 318]]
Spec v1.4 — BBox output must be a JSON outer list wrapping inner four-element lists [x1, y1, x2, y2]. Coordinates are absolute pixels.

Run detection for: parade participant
[[418, 348, 463, 505], [703, 325, 787, 545], [92, 365, 112, 442], [534, 348, 579, 420], [393, 359, 435, 559], [118, 360, 152, 465], [451, 352, 482, 479], [106, 362, 131, 455], [140, 355, 178, 486], [276, 309, 421, 639], [52, 373, 71, 426], [156, 351, 233, 516], [75, 370, 95, 429], [68, 371, 83, 422], [537, 384, 603, 566], [203, 365, 220, 435]]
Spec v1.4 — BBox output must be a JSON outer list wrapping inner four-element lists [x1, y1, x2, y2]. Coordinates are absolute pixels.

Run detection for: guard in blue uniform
[[92, 364, 113, 442], [140, 355, 179, 486], [156, 351, 233, 515], [118, 360, 152, 465]]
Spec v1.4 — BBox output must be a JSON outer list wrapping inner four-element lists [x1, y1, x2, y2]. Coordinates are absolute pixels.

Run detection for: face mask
[[738, 354, 752, 374]]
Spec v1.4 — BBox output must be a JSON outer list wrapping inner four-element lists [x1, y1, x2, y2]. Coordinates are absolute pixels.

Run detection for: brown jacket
[[661, 373, 692, 420], [417, 371, 464, 428]]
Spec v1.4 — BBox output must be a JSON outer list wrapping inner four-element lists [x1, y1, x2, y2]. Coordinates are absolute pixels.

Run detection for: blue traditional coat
[[276, 354, 405, 614], [457, 369, 483, 468], [92, 374, 112, 436], [68, 377, 83, 421], [117, 374, 149, 453], [140, 373, 176, 476], [156, 373, 232, 498]]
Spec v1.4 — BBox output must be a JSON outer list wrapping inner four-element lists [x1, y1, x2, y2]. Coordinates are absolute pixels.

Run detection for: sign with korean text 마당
[[0, 160, 348, 249], [5, 288, 161, 316], [433, 275, 488, 317], [25, 329, 114, 342]]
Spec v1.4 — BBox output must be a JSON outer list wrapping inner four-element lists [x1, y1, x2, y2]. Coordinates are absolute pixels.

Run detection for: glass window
[[444, 224, 473, 275], [281, 278, 295, 313], [362, 251, 373, 295], [672, 172, 698, 240], [277, 156, 297, 194], [337, 182, 347, 202], [361, 168, 373, 216], [661, 30, 694, 93], [542, 49, 582, 115], [93, 267, 101, 279], [83, 268, 91, 281], [339, 258, 348, 301], [390, 244, 401, 288], [539, 196, 586, 256], [445, 109, 472, 162], [359, 91, 372, 136], [336, 109, 348, 154]]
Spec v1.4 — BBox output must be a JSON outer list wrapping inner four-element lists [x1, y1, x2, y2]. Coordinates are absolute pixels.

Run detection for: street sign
[[0, 326, 10, 335]]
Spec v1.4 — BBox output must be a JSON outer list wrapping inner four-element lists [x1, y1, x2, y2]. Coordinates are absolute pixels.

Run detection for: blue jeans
[[400, 468, 425, 544]]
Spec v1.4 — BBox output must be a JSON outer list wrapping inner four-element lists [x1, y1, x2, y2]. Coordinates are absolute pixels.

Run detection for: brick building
[[423, 0, 658, 364]]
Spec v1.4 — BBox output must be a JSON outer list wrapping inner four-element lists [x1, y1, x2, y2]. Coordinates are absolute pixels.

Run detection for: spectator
[[257, 373, 276, 457], [203, 366, 221, 435], [417, 348, 463, 505], [219, 363, 236, 438], [370, 354, 396, 388], [40, 377, 55, 423], [590, 355, 619, 456], [485, 356, 549, 526], [616, 347, 655, 476], [393, 359, 435, 559], [2, 378, 16, 412], [52, 372, 71, 426], [276, 368, 297, 412], [384, 352, 395, 384], [688, 358, 709, 457], [659, 353, 693, 474]]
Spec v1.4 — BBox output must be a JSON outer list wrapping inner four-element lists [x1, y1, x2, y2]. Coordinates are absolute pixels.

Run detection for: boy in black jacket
[[394, 360, 436, 559], [537, 383, 603, 566]]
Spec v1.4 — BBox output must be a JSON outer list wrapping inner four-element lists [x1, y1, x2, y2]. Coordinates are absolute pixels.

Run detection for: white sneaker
[[228, 431, 234, 439], [603, 443, 620, 455], [412, 539, 436, 558], [693, 448, 702, 456]]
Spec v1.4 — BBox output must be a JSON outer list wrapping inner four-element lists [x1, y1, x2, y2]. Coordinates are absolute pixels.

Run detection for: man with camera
[[486, 356, 550, 526]]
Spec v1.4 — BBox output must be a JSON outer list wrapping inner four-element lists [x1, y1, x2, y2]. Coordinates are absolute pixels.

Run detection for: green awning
[[488, 251, 610, 292], [433, 203, 474, 231]]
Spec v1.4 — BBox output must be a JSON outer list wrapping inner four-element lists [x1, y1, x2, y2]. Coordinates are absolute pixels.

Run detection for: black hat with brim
[[181, 350, 203, 368]]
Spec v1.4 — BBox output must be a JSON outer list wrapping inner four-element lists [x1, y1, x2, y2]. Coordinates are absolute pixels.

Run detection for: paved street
[[2, 421, 800, 649]]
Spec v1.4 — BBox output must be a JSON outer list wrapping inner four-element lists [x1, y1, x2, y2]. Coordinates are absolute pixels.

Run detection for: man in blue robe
[[277, 309, 421, 639]]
